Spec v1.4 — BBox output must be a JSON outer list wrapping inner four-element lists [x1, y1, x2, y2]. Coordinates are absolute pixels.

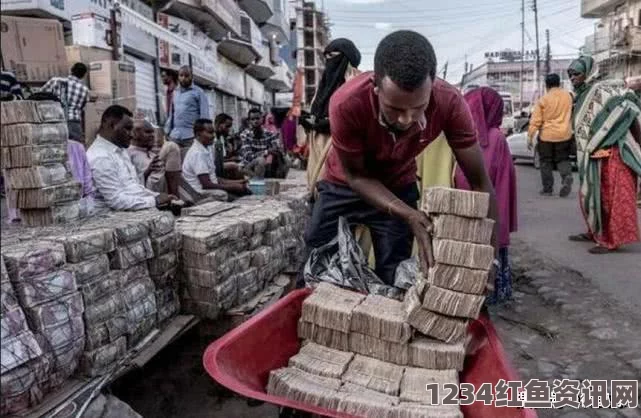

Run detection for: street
[[512, 163, 641, 309]]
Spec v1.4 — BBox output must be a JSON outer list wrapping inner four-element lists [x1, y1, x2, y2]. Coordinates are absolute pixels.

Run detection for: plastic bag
[[394, 257, 419, 290], [303, 217, 403, 300]]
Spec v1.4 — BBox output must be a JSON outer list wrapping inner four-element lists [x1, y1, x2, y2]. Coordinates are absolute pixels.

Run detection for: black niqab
[[308, 38, 360, 134]]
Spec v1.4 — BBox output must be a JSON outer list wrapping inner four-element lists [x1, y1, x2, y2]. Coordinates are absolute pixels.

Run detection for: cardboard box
[[71, 13, 113, 51], [89, 61, 136, 99], [84, 97, 137, 147], [65, 45, 113, 67], [0, 15, 67, 83]]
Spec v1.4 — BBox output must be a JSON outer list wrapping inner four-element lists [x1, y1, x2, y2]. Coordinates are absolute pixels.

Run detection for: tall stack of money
[[0, 101, 82, 226], [404, 187, 494, 344]]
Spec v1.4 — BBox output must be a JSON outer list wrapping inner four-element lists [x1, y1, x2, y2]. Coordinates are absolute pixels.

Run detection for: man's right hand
[[155, 193, 174, 206], [407, 210, 434, 276], [225, 183, 250, 194]]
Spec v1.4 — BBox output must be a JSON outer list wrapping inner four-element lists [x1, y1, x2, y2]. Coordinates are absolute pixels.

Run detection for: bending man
[[304, 30, 499, 285]]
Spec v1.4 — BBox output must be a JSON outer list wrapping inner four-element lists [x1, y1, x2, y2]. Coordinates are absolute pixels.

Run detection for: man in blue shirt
[[165, 66, 210, 160]]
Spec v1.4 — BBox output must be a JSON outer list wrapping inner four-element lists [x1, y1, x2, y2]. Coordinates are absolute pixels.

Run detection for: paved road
[[512, 163, 641, 309]]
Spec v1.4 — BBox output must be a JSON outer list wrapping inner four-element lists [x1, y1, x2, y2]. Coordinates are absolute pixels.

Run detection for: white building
[[460, 58, 574, 111], [581, 0, 641, 88]]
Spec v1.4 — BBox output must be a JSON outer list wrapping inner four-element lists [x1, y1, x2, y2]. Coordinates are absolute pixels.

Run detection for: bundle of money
[[1, 101, 81, 226], [176, 200, 306, 318]]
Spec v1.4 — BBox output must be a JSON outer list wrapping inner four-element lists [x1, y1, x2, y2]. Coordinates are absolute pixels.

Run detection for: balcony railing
[[260, 9, 289, 44], [238, 0, 273, 25]]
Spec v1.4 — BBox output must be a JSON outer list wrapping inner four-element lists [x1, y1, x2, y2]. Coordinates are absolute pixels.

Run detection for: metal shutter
[[214, 90, 224, 119], [223, 94, 239, 132], [126, 54, 158, 125], [205, 89, 216, 119]]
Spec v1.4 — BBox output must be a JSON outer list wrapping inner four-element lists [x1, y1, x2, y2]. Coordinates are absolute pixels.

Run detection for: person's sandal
[[588, 246, 613, 254], [568, 233, 592, 242]]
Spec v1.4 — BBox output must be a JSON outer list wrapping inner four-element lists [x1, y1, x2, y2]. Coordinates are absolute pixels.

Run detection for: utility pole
[[531, 0, 541, 100], [520, 0, 525, 111], [545, 29, 551, 76], [443, 61, 448, 80]]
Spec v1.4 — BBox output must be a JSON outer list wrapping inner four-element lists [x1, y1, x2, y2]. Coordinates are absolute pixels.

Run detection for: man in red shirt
[[305, 30, 499, 285]]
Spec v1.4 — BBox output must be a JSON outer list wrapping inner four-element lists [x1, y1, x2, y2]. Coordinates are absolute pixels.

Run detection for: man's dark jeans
[[302, 180, 419, 286], [538, 139, 573, 193]]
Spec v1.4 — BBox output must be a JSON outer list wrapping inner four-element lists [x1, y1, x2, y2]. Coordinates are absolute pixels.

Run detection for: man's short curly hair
[[374, 30, 437, 91]]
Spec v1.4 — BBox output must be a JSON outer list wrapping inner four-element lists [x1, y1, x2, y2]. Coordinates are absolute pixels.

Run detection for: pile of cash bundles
[[177, 201, 306, 319], [405, 187, 493, 343], [1, 101, 81, 226], [268, 283, 464, 418], [1, 242, 85, 415]]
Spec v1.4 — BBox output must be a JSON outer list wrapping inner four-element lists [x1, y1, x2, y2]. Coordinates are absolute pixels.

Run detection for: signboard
[[484, 50, 539, 61], [68, 0, 156, 58], [0, 0, 68, 20]]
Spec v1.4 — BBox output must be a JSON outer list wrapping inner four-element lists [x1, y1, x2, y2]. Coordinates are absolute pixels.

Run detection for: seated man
[[128, 119, 182, 195], [87, 105, 176, 211], [181, 118, 251, 203], [213, 113, 243, 180], [239, 108, 289, 179]]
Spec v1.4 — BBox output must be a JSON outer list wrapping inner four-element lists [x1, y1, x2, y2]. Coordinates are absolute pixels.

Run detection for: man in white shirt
[[181, 118, 249, 203], [87, 105, 176, 211]]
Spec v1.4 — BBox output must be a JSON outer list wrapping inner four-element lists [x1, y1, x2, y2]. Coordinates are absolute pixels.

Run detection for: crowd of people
[[1, 64, 295, 221], [2, 31, 640, 309]]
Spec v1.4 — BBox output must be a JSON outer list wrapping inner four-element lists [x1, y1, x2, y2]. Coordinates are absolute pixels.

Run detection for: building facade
[[0, 0, 297, 130], [460, 58, 574, 111], [292, 0, 330, 107], [581, 0, 641, 89]]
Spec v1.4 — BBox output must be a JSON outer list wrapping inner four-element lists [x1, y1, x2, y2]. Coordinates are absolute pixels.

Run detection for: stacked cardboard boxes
[[0, 16, 67, 84], [84, 61, 136, 146]]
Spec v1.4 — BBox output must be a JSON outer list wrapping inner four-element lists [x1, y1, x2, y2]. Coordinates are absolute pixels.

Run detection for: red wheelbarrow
[[203, 289, 537, 418]]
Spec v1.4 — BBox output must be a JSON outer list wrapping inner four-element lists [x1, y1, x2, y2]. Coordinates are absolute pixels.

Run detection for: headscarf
[[463, 87, 504, 147], [309, 38, 361, 130], [568, 56, 599, 113]]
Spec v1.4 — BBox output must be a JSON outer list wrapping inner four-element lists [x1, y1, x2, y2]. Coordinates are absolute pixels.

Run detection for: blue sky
[[322, 0, 596, 83]]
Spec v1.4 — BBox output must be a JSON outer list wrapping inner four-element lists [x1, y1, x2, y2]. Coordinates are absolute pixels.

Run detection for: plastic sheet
[[393, 258, 419, 290], [303, 217, 403, 299]]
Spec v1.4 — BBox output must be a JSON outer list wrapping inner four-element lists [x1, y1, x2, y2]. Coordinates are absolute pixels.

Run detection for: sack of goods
[[1, 101, 83, 226], [177, 200, 306, 319], [269, 282, 465, 417], [1, 256, 51, 416]]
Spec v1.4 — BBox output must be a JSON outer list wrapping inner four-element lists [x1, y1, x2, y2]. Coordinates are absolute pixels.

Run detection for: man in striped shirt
[[0, 71, 23, 100], [41, 63, 90, 143]]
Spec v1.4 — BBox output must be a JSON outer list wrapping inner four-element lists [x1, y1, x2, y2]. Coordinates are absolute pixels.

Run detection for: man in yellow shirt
[[528, 73, 574, 197]]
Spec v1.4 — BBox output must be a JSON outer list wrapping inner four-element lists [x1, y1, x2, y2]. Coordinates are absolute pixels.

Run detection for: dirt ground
[[110, 237, 641, 418]]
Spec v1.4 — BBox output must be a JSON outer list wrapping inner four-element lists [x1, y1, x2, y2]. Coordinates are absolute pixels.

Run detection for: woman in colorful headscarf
[[567, 56, 641, 253], [454, 87, 518, 304], [303, 38, 361, 194]]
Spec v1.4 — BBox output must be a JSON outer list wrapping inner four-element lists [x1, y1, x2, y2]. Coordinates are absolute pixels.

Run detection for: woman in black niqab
[[304, 38, 361, 135]]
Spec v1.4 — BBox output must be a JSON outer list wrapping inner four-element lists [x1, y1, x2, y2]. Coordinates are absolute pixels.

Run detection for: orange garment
[[528, 87, 573, 142]]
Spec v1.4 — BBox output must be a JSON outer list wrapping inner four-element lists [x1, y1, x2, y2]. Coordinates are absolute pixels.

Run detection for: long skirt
[[486, 247, 512, 305], [583, 150, 640, 250]]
